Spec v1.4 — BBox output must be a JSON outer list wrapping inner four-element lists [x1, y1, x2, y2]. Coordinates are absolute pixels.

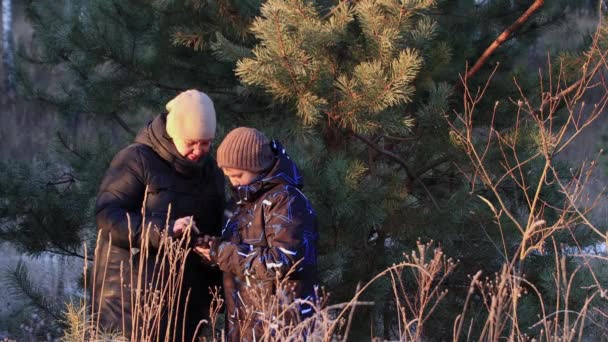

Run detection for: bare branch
[[111, 111, 136, 136], [57, 132, 85, 160], [465, 0, 545, 80]]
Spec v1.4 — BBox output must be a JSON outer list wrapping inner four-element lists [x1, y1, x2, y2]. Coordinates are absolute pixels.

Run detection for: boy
[[196, 127, 318, 341]]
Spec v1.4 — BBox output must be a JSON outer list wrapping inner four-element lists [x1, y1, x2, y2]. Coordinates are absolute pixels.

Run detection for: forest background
[[1, 0, 608, 340]]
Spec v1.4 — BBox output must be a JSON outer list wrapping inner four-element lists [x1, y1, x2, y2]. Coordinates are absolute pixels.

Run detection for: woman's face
[[173, 138, 212, 162], [222, 167, 260, 186]]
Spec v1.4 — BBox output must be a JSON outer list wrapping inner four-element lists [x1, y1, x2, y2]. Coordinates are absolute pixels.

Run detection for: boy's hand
[[194, 235, 221, 263], [194, 245, 212, 260]]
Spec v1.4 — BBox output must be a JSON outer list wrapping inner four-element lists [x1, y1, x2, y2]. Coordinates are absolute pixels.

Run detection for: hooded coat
[[93, 114, 225, 340], [215, 140, 318, 342]]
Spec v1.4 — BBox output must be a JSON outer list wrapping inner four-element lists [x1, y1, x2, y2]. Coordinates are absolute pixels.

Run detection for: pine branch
[[211, 31, 252, 63], [172, 31, 206, 51], [465, 0, 545, 80], [272, 10, 304, 99], [57, 132, 85, 160], [45, 173, 76, 189], [16, 208, 85, 260], [43, 248, 86, 260], [107, 54, 186, 93], [111, 111, 136, 136], [413, 156, 450, 178], [350, 130, 440, 208], [3, 261, 64, 323], [351, 131, 413, 174]]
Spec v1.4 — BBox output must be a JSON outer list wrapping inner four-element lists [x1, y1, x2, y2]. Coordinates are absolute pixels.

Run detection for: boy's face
[[222, 167, 260, 186]]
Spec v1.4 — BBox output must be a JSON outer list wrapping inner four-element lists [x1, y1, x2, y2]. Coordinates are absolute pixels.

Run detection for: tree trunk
[[2, 0, 15, 97]]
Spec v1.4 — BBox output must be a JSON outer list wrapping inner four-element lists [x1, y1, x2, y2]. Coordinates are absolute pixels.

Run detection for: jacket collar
[[232, 140, 303, 203]]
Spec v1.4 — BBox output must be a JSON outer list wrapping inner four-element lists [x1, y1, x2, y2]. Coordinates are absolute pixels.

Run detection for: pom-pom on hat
[[217, 127, 275, 172], [165, 89, 216, 140]]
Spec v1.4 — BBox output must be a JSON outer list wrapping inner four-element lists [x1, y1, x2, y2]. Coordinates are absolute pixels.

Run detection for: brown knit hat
[[217, 127, 275, 172]]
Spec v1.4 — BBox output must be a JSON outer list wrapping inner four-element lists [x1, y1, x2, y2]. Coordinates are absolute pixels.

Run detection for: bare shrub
[[449, 19, 608, 342]]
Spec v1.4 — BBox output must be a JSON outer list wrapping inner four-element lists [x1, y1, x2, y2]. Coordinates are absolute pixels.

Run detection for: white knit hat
[[165, 89, 216, 140]]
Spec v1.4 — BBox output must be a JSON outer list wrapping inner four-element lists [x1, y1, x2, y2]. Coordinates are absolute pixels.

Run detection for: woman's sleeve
[[95, 146, 162, 250]]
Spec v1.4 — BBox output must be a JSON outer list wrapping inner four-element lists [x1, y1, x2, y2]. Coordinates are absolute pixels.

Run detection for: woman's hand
[[172, 216, 200, 237]]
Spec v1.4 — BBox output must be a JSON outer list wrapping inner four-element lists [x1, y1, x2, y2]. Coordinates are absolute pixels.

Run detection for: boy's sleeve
[[215, 187, 315, 281]]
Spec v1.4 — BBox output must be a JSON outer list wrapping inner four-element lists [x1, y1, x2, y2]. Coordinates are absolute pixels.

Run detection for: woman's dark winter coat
[[93, 114, 225, 340], [215, 140, 319, 342]]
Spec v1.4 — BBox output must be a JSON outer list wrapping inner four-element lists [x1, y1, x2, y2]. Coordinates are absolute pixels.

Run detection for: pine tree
[[1, 0, 605, 339], [232, 0, 602, 338], [18, 0, 264, 130], [1, 0, 262, 255]]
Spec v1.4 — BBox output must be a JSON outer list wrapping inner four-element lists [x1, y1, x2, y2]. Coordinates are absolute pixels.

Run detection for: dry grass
[[67, 233, 461, 341], [69, 228, 606, 341], [89, 209, 196, 341]]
